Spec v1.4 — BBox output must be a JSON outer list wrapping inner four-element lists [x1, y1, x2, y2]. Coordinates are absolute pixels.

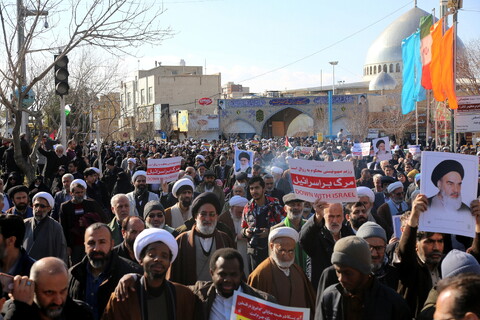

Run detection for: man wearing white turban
[[103, 228, 197, 320], [125, 170, 159, 217], [247, 227, 316, 318], [376, 181, 409, 240], [23, 192, 68, 262]]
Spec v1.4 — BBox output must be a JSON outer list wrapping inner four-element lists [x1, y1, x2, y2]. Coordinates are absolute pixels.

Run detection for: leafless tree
[[457, 38, 480, 95], [343, 103, 372, 141], [377, 107, 415, 145], [0, 0, 172, 183]]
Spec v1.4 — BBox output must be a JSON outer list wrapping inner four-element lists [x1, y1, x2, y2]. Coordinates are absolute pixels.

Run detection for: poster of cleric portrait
[[419, 151, 478, 238], [289, 158, 357, 203], [235, 149, 254, 177], [372, 137, 392, 162]]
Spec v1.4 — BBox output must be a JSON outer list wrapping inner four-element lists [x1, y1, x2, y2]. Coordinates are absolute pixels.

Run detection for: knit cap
[[441, 249, 480, 278], [331, 236, 372, 275], [356, 222, 387, 243]]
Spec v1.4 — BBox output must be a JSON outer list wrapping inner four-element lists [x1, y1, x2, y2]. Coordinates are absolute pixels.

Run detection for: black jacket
[[299, 216, 354, 289], [316, 278, 410, 320], [37, 147, 69, 180], [3, 296, 93, 320], [68, 251, 142, 318]]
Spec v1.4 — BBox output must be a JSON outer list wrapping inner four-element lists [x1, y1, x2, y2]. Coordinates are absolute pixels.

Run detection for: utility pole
[[17, 0, 48, 136]]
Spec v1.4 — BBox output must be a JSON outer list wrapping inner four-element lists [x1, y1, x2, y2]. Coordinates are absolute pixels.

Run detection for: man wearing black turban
[[236, 151, 252, 175], [428, 160, 469, 212]]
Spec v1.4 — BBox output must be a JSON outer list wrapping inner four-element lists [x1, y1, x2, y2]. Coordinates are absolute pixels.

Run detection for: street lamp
[[329, 61, 338, 95]]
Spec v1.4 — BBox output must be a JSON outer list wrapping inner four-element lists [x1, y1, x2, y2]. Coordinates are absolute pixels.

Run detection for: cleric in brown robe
[[247, 227, 316, 319], [167, 192, 234, 285]]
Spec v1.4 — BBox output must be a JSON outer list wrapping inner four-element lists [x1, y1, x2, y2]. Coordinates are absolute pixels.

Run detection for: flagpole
[[451, 5, 458, 152], [415, 101, 419, 145]]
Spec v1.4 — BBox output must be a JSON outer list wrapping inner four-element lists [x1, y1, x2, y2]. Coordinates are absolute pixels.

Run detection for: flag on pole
[[441, 27, 458, 109], [285, 136, 292, 149], [401, 32, 417, 114], [49, 130, 57, 140], [430, 18, 446, 102], [413, 29, 426, 102], [419, 15, 433, 90]]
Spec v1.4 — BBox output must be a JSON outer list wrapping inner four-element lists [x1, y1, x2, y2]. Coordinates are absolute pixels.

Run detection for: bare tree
[[377, 107, 415, 145], [0, 0, 172, 183], [457, 38, 480, 96], [343, 103, 372, 141]]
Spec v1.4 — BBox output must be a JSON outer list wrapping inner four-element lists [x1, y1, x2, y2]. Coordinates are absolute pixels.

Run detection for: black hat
[[191, 192, 221, 219], [143, 200, 165, 219], [106, 158, 115, 166], [204, 170, 215, 178], [236, 172, 248, 181], [238, 151, 250, 161], [7, 185, 29, 199], [380, 176, 395, 185], [431, 159, 464, 187]]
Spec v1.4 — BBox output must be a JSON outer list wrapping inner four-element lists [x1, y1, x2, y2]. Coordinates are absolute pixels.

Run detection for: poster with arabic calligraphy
[[288, 159, 357, 203], [230, 291, 309, 320], [351, 142, 371, 157], [146, 157, 182, 184]]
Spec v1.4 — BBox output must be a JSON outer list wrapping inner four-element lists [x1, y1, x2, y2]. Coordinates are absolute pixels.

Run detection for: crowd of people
[[0, 134, 479, 320]]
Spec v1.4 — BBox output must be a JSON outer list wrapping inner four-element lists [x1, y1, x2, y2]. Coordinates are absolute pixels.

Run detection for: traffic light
[[54, 55, 69, 96]]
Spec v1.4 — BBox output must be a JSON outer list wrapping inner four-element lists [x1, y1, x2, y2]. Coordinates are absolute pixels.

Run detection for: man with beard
[[108, 194, 131, 246], [191, 248, 275, 320], [299, 201, 354, 289], [272, 193, 308, 272], [316, 236, 410, 320], [394, 194, 447, 318], [38, 143, 68, 188], [23, 192, 67, 262], [428, 159, 470, 214], [164, 178, 194, 228], [213, 155, 231, 183], [242, 176, 285, 271], [218, 196, 250, 275], [316, 222, 400, 298], [235, 151, 252, 175], [6, 185, 33, 218], [168, 192, 234, 285], [113, 216, 145, 264], [3, 257, 93, 320], [376, 181, 409, 240], [344, 201, 368, 233], [52, 173, 73, 220], [143, 200, 178, 236], [59, 179, 107, 265], [0, 214, 35, 276], [102, 228, 197, 320], [263, 174, 285, 205], [68, 223, 142, 320], [126, 171, 159, 217], [248, 227, 316, 318], [195, 170, 225, 208]]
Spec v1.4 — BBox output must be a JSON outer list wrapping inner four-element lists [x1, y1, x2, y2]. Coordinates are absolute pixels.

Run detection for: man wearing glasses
[[23, 192, 67, 262], [376, 181, 409, 240]]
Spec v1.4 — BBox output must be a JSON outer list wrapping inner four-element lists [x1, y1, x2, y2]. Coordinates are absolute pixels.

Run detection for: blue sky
[[121, 0, 479, 93]]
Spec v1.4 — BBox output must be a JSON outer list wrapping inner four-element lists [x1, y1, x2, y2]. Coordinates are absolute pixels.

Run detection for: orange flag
[[441, 27, 458, 109], [429, 18, 445, 102]]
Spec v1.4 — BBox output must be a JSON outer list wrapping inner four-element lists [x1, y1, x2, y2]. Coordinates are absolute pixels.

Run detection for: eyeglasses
[[33, 203, 49, 209], [148, 213, 164, 218], [369, 245, 386, 253]]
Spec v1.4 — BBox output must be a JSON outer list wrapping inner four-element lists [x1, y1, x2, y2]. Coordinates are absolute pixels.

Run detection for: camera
[[248, 227, 262, 248]]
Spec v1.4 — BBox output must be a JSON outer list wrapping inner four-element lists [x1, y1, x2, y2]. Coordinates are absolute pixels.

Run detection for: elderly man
[[59, 179, 106, 265], [316, 236, 410, 320], [23, 192, 67, 262], [38, 143, 68, 187], [213, 155, 231, 183], [68, 223, 142, 320], [103, 228, 197, 320], [126, 171, 159, 217], [6, 185, 33, 218], [299, 201, 354, 289], [113, 216, 146, 264], [108, 194, 131, 246], [165, 178, 194, 228], [3, 257, 93, 320], [376, 181, 409, 240], [272, 193, 308, 271], [218, 195, 249, 275], [195, 170, 225, 207], [263, 174, 285, 205], [317, 221, 400, 299], [168, 192, 234, 285], [248, 227, 316, 318], [428, 159, 469, 213], [143, 200, 178, 236], [52, 173, 73, 220], [271, 166, 292, 195], [235, 151, 252, 175], [192, 248, 275, 320]]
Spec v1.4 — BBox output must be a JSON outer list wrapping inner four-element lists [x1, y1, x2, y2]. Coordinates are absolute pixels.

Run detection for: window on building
[[369, 66, 372, 75], [383, 64, 387, 72], [148, 87, 153, 103], [374, 65, 377, 74], [127, 93, 132, 107], [389, 64, 393, 73], [140, 89, 145, 105], [396, 63, 400, 72]]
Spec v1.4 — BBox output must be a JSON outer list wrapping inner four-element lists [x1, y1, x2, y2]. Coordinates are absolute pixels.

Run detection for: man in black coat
[[68, 223, 142, 320], [38, 142, 68, 187]]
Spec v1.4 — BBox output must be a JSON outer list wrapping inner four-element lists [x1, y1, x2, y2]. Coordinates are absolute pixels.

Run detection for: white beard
[[197, 220, 217, 235], [272, 254, 294, 270], [440, 190, 462, 210]]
